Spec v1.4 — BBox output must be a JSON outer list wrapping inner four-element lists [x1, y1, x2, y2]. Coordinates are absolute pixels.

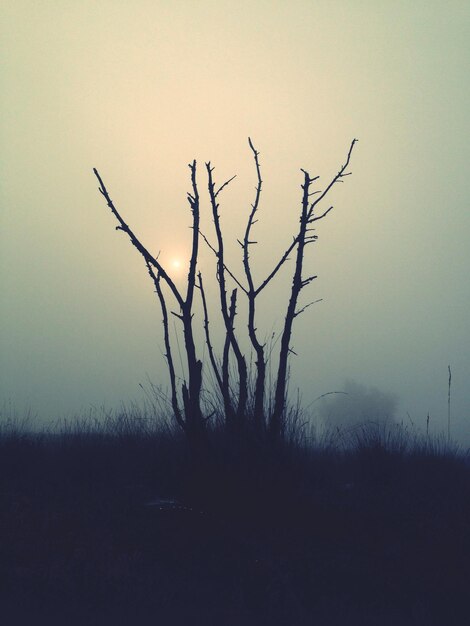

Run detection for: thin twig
[[199, 229, 247, 293], [307, 139, 357, 220], [255, 236, 298, 296]]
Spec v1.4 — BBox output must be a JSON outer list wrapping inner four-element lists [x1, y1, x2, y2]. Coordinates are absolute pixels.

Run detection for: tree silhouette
[[94, 138, 357, 443]]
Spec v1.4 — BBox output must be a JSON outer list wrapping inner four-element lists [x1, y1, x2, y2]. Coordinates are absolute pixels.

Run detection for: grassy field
[[1, 412, 469, 625]]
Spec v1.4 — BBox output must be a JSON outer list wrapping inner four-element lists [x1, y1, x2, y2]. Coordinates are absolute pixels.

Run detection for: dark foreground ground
[[1, 420, 469, 626]]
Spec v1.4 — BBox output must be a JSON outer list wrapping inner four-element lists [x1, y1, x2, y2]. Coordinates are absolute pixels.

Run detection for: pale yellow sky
[[1, 1, 469, 440]]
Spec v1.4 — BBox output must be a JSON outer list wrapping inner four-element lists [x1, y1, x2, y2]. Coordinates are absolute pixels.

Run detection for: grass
[[0, 408, 469, 625]]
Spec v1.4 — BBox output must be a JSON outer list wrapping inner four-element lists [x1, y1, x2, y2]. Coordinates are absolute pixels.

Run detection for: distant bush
[[317, 380, 398, 431]]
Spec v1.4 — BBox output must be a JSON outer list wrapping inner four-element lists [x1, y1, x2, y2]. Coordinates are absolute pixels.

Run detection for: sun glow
[[171, 258, 183, 272]]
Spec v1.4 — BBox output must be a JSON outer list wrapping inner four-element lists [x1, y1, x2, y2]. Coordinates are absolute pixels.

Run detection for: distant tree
[[317, 381, 398, 431], [94, 138, 357, 444]]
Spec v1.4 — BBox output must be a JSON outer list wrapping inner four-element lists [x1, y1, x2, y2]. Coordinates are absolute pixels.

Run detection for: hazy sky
[[1, 1, 469, 441]]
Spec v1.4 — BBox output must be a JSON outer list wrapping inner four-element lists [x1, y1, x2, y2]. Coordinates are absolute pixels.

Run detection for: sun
[[171, 258, 183, 272]]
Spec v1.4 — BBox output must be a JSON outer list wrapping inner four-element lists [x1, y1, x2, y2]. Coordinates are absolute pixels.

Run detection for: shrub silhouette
[[94, 138, 357, 443]]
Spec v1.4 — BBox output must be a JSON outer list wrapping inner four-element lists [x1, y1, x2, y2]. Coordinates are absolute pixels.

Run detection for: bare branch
[[295, 298, 322, 317], [300, 168, 319, 183], [309, 205, 334, 222], [199, 229, 247, 293], [93, 168, 184, 310], [271, 169, 311, 437], [146, 262, 184, 429], [243, 137, 266, 423], [198, 272, 223, 395], [255, 236, 298, 296], [271, 139, 357, 438], [244, 138, 263, 279], [185, 160, 200, 309], [215, 174, 237, 198], [199, 229, 218, 257], [206, 162, 248, 419], [301, 275, 317, 288], [222, 303, 233, 414], [307, 138, 357, 219]]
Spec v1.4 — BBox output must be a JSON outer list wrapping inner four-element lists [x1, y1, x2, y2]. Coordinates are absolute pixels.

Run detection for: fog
[[1, 1, 469, 443]]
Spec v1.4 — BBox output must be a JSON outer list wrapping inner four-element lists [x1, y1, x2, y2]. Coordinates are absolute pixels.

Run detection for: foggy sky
[[1, 1, 469, 442]]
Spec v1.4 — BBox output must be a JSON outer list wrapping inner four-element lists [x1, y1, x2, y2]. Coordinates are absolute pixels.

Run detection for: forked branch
[[206, 162, 248, 420]]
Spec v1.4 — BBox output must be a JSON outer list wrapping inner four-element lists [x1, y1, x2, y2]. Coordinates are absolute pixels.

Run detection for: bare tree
[[93, 138, 357, 444]]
